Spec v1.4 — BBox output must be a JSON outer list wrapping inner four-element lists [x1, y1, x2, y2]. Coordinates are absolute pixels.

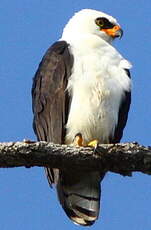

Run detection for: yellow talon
[[73, 133, 84, 147], [87, 139, 99, 148]]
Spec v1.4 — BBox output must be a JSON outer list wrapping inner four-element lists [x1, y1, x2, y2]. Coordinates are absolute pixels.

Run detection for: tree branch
[[0, 141, 151, 176]]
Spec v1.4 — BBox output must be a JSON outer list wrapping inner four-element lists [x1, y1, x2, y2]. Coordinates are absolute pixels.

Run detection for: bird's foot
[[87, 139, 99, 155], [73, 135, 99, 150], [73, 133, 84, 147], [87, 139, 99, 148]]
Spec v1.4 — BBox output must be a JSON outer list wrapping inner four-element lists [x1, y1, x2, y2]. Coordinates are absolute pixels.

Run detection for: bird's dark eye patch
[[95, 17, 115, 29]]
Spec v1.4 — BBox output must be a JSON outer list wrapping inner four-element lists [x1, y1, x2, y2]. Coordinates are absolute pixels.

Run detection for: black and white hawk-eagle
[[32, 9, 132, 226]]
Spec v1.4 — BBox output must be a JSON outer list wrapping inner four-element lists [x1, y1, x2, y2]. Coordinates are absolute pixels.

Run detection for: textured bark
[[0, 141, 151, 176]]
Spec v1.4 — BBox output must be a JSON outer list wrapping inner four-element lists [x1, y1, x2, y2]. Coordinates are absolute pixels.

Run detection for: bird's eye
[[95, 18, 104, 28]]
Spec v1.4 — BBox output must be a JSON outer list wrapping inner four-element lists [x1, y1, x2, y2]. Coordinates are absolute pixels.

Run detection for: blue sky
[[0, 0, 151, 229]]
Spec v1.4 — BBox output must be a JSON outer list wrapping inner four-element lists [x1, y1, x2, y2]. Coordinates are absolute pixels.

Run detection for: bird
[[32, 9, 132, 226]]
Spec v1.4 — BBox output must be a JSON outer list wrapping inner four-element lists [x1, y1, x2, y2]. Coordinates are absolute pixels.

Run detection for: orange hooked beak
[[101, 25, 123, 38]]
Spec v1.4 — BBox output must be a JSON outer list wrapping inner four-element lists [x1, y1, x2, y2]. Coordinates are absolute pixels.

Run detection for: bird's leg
[[73, 133, 84, 147]]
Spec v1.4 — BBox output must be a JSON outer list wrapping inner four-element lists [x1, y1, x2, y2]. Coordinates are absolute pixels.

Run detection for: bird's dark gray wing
[[111, 69, 131, 143], [32, 41, 73, 184]]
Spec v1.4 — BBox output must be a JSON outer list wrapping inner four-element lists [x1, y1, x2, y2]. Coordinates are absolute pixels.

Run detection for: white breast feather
[[65, 35, 131, 145]]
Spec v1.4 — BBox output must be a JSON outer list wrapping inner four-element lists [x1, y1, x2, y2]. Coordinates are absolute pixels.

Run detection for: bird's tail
[[56, 171, 104, 226]]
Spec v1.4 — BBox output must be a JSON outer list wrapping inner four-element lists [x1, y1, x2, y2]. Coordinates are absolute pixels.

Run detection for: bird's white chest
[[65, 40, 131, 145]]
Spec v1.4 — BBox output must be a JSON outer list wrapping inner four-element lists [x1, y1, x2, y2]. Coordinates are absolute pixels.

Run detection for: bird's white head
[[61, 9, 123, 44]]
